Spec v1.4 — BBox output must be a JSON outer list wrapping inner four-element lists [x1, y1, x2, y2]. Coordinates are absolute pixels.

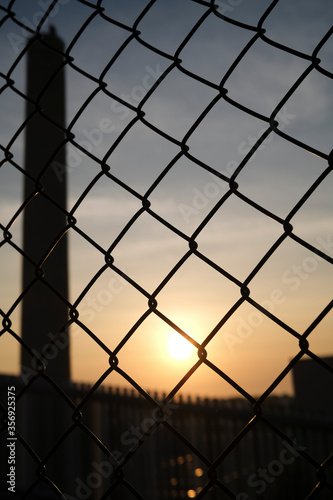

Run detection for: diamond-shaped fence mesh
[[0, 0, 333, 499]]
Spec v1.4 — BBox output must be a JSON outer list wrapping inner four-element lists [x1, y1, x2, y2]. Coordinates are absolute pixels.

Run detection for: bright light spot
[[167, 331, 195, 361], [194, 467, 204, 477], [187, 490, 196, 498], [177, 455, 185, 465]]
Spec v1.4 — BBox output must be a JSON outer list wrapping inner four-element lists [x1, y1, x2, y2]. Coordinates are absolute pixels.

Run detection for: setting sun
[[167, 331, 196, 361]]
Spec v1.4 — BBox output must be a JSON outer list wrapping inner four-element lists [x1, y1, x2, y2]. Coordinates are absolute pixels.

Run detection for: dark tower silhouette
[[21, 26, 70, 384], [14, 27, 73, 496]]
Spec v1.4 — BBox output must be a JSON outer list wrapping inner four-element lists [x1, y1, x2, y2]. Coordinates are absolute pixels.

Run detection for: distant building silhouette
[[292, 357, 333, 416], [17, 27, 72, 496], [0, 24, 333, 500], [21, 26, 70, 384]]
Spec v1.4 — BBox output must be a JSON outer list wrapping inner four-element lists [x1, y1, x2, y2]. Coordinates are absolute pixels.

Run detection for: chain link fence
[[0, 0, 333, 498]]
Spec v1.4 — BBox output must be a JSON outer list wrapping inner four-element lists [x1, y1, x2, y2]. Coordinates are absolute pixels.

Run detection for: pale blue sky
[[0, 0, 332, 398]]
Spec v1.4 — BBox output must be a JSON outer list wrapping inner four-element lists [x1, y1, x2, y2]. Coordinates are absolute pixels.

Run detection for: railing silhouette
[[0, 0, 333, 499], [1, 374, 333, 499]]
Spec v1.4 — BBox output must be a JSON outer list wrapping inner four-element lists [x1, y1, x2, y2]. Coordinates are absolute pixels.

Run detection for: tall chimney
[[21, 26, 70, 384]]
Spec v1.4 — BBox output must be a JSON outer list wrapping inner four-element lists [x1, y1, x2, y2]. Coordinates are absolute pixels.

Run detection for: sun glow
[[167, 331, 195, 361]]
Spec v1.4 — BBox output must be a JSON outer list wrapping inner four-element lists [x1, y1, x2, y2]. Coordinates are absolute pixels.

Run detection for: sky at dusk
[[0, 0, 332, 400]]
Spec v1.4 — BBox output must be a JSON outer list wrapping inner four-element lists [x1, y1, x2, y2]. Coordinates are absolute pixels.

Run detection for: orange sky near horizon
[[1, 0, 333, 403]]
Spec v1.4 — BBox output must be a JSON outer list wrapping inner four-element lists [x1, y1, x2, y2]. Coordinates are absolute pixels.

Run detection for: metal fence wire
[[0, 0, 333, 499]]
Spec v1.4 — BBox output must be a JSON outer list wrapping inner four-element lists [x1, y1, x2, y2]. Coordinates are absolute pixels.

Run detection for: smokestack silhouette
[[21, 26, 70, 384]]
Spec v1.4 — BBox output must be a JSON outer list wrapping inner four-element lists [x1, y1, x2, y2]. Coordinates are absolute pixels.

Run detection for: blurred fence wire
[[0, 0, 333, 499]]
